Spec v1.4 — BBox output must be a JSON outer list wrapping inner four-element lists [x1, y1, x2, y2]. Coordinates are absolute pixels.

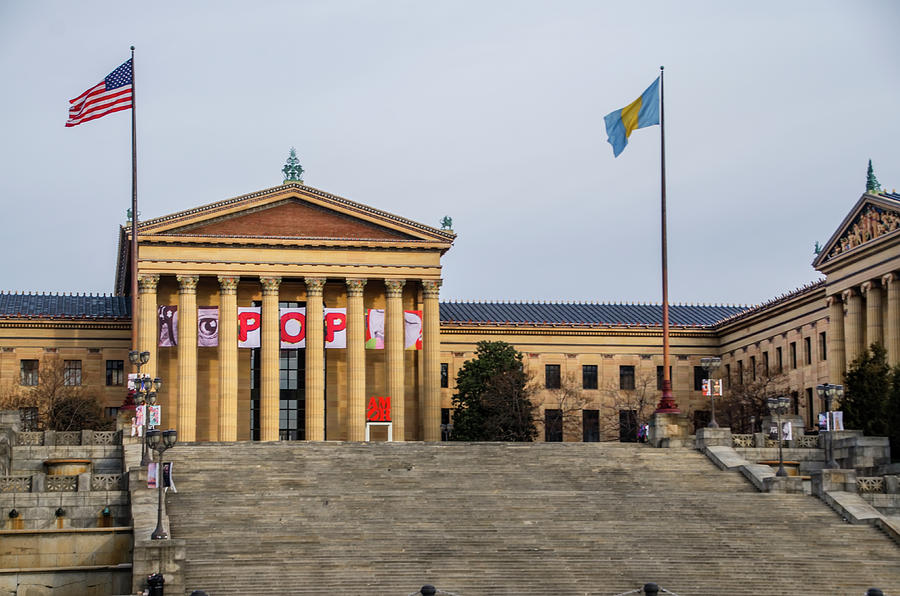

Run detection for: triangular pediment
[[134, 182, 455, 243], [161, 198, 418, 241], [814, 191, 900, 269]]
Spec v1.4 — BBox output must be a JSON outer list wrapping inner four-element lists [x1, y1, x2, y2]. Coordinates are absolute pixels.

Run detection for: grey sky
[[1, 1, 898, 307]]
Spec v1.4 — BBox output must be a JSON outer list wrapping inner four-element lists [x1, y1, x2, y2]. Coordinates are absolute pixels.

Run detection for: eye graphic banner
[[198, 307, 219, 347], [404, 310, 423, 350]]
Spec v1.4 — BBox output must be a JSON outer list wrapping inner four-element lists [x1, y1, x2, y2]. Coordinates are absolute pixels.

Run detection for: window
[[693, 366, 705, 391], [583, 410, 600, 442], [776, 347, 783, 372], [656, 366, 672, 390], [106, 360, 124, 386], [20, 360, 38, 386], [790, 342, 797, 369], [750, 356, 756, 380], [105, 407, 120, 419], [544, 409, 563, 442], [804, 337, 812, 365], [545, 364, 561, 389], [736, 360, 743, 385], [819, 332, 827, 361], [582, 365, 598, 390], [619, 410, 638, 442], [619, 365, 635, 390], [64, 360, 82, 386], [441, 408, 452, 440], [806, 388, 815, 428], [724, 364, 731, 388], [440, 363, 449, 388], [19, 407, 39, 431], [763, 352, 769, 377]]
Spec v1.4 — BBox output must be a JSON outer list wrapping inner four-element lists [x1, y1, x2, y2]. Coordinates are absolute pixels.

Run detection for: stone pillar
[[137, 274, 160, 379], [260, 276, 282, 442], [422, 279, 442, 441], [305, 277, 326, 441], [861, 280, 883, 350], [882, 273, 900, 366], [176, 275, 199, 442], [385, 279, 406, 441], [842, 288, 863, 365], [217, 276, 239, 442], [346, 278, 367, 441], [826, 294, 846, 384]]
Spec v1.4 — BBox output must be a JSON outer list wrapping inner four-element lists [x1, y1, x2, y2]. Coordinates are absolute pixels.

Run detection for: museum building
[[1, 179, 899, 442]]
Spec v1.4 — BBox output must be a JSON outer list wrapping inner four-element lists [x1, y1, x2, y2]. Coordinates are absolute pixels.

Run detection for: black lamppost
[[766, 396, 790, 477], [700, 357, 722, 428], [129, 351, 155, 465], [816, 383, 844, 469], [147, 428, 177, 540]]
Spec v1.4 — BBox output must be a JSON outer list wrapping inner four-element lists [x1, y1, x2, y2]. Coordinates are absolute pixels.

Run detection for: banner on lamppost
[[702, 379, 723, 397]]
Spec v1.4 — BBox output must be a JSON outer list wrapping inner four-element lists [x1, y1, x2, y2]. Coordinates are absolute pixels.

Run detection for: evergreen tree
[[843, 344, 890, 438], [866, 159, 881, 193], [450, 341, 537, 441]]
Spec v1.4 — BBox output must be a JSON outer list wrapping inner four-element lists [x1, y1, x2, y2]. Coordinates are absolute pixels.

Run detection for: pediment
[[135, 183, 455, 243], [814, 192, 900, 269], [161, 198, 418, 241]]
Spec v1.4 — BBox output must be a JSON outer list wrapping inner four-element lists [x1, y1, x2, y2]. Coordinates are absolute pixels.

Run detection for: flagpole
[[130, 45, 139, 357], [656, 65, 679, 413]]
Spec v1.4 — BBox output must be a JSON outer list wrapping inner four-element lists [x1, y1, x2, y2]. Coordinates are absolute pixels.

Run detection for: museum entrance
[[249, 301, 306, 440]]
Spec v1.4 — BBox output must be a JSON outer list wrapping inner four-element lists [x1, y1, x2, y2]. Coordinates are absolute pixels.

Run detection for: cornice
[[439, 324, 714, 339], [0, 320, 131, 330]]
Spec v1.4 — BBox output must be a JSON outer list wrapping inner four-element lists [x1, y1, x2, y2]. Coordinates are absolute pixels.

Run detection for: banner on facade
[[158, 305, 178, 347], [324, 308, 347, 348], [198, 306, 219, 347], [280, 307, 306, 348], [404, 310, 423, 350], [365, 309, 385, 349], [238, 307, 261, 348]]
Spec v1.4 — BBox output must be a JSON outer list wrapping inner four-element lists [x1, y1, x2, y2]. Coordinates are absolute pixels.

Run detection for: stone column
[[260, 276, 282, 441], [176, 275, 199, 442], [422, 279, 442, 441], [385, 279, 406, 441], [217, 276, 239, 442], [346, 279, 367, 441], [137, 274, 160, 379], [843, 288, 863, 365], [883, 273, 900, 366], [861, 280, 883, 350], [305, 277, 326, 441], [826, 294, 846, 384]]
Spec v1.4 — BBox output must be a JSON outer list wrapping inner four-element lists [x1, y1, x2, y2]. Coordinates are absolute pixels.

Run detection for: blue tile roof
[[0, 293, 131, 320], [877, 191, 900, 201], [439, 301, 749, 327]]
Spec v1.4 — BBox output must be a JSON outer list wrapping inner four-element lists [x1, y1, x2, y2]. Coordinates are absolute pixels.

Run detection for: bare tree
[[716, 362, 788, 434], [539, 373, 593, 442], [599, 372, 657, 442], [0, 357, 112, 431]]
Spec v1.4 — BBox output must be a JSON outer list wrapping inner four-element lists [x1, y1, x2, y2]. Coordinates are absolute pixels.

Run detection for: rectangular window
[[790, 342, 797, 369], [724, 364, 731, 388], [19, 407, 39, 431], [106, 360, 124, 386], [763, 352, 769, 377], [819, 332, 827, 361], [805, 337, 812, 365], [806, 388, 814, 428], [64, 360, 82, 386], [582, 365, 598, 390], [619, 409, 638, 442], [105, 407, 120, 419], [20, 360, 38, 386], [655, 365, 672, 390], [440, 363, 449, 388], [545, 364, 561, 389], [736, 360, 743, 385], [583, 409, 600, 442], [441, 408, 452, 440], [750, 356, 756, 380], [776, 347, 783, 372], [544, 409, 563, 442], [693, 366, 705, 391], [619, 365, 635, 390]]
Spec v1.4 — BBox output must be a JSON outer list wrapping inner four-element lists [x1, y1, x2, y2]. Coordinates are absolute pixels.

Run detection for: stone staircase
[[164, 442, 900, 595]]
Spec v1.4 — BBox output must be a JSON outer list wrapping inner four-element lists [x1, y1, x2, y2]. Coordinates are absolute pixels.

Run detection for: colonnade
[[827, 272, 900, 384], [136, 273, 442, 442]]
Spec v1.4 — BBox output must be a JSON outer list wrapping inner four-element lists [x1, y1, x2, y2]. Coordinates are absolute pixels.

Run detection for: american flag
[[66, 59, 133, 127]]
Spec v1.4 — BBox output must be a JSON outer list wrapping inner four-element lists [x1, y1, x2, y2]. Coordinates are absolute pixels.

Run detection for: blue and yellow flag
[[604, 78, 660, 157]]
